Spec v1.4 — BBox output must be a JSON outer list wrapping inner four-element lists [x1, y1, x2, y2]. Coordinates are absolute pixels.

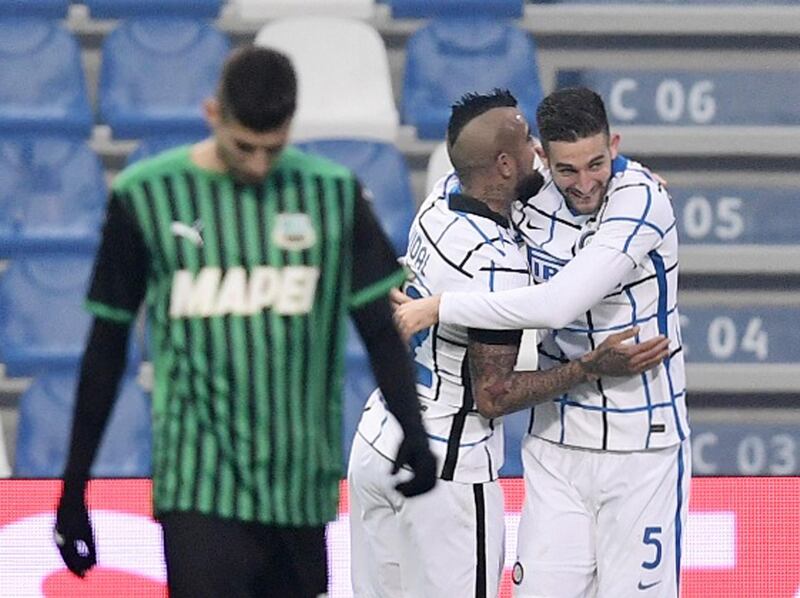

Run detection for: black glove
[[54, 492, 97, 577], [391, 433, 437, 498]]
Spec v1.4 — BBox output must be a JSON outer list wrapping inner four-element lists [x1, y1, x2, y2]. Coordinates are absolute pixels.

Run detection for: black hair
[[536, 87, 609, 147], [447, 88, 518, 148], [217, 45, 297, 132]]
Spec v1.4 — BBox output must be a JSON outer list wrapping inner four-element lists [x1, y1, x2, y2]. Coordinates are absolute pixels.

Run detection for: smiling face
[[542, 131, 620, 215]]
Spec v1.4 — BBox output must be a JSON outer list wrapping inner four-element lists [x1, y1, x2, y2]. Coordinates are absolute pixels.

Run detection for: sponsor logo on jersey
[[272, 213, 317, 250], [170, 219, 204, 247], [530, 259, 560, 281], [169, 266, 320, 317], [512, 561, 524, 585], [637, 580, 661, 591]]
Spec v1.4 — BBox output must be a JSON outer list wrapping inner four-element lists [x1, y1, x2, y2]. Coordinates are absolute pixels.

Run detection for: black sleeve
[[468, 328, 523, 345], [352, 295, 426, 437], [349, 182, 406, 310], [61, 317, 131, 501], [85, 191, 149, 323]]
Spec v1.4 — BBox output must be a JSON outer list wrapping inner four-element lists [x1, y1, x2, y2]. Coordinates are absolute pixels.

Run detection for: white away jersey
[[356, 175, 531, 483], [511, 156, 689, 451]]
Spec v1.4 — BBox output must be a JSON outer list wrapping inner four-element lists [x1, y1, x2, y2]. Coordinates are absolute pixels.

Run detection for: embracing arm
[[470, 327, 670, 419], [469, 336, 588, 419], [443, 244, 632, 330]]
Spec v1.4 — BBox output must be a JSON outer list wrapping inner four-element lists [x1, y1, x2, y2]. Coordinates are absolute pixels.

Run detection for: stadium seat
[[85, 0, 223, 18], [0, 422, 10, 478], [99, 18, 230, 139], [425, 141, 453, 193], [680, 305, 796, 365], [234, 0, 374, 20], [255, 17, 399, 143], [499, 409, 528, 477], [0, 0, 69, 17], [0, 19, 92, 137], [670, 185, 800, 274], [295, 139, 415, 253], [342, 323, 376, 465], [14, 370, 151, 477], [388, 0, 523, 18], [0, 256, 95, 376], [0, 137, 106, 256], [402, 18, 543, 139], [557, 69, 800, 126], [126, 133, 206, 166]]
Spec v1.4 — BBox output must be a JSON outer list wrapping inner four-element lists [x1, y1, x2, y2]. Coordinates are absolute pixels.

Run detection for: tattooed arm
[[469, 327, 670, 419]]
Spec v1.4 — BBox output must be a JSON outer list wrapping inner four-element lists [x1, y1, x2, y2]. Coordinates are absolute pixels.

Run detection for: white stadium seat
[[255, 17, 398, 143], [425, 141, 453, 194], [234, 0, 374, 20]]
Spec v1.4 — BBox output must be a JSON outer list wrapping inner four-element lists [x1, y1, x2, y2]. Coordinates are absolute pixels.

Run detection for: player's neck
[[190, 138, 228, 174], [462, 183, 513, 219]]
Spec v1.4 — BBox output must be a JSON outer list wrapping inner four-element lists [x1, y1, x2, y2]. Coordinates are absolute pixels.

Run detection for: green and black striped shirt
[[86, 145, 405, 526]]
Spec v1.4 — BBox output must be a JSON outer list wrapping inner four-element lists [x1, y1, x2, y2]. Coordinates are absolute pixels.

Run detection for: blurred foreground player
[[54, 45, 435, 598]]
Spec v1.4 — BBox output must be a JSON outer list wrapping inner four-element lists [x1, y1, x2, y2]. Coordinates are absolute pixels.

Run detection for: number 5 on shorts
[[641, 526, 662, 570]]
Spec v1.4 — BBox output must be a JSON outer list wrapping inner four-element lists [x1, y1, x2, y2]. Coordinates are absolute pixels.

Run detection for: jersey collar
[[448, 192, 510, 229]]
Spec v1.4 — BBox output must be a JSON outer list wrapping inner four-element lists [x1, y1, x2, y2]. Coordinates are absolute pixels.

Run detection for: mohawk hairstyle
[[536, 87, 609, 148], [447, 88, 518, 148]]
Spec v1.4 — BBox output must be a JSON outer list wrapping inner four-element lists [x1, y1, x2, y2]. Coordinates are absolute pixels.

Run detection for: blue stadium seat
[[0, 19, 92, 137], [85, 0, 223, 18], [557, 69, 800, 126], [402, 18, 543, 139], [0, 0, 69, 17], [127, 133, 206, 166], [14, 370, 151, 477], [99, 18, 229, 139], [389, 0, 523, 18], [342, 323, 376, 465], [499, 409, 528, 477], [680, 306, 797, 364], [670, 186, 797, 247], [0, 256, 95, 376], [0, 137, 105, 256], [294, 140, 415, 254]]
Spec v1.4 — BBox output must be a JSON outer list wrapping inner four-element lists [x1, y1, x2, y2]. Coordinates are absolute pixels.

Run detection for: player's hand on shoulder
[[54, 489, 97, 577], [392, 433, 437, 498], [580, 326, 670, 378]]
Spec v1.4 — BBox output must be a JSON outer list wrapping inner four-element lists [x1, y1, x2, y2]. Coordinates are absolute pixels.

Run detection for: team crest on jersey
[[272, 213, 316, 250], [512, 561, 524, 585], [576, 229, 596, 251]]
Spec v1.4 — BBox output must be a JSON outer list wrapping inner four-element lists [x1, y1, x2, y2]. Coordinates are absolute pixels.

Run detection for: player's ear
[[496, 152, 513, 178], [608, 133, 621, 159], [204, 98, 221, 129], [535, 144, 548, 168]]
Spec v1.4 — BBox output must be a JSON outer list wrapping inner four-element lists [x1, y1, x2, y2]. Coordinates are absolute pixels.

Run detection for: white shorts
[[513, 436, 691, 598], [348, 431, 505, 598]]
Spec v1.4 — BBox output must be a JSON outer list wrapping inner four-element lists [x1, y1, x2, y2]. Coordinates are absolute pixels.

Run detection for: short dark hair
[[536, 87, 609, 147], [217, 46, 297, 132], [447, 88, 518, 148]]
